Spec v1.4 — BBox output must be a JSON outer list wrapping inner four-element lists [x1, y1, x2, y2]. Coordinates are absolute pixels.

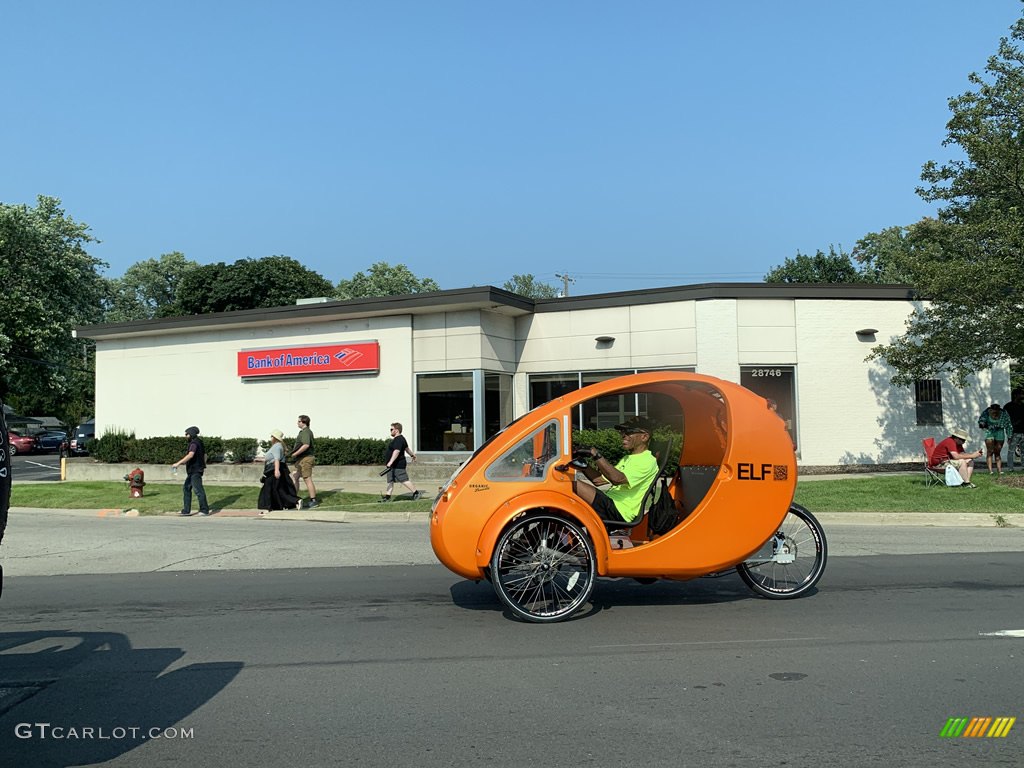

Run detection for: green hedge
[[571, 427, 682, 466], [91, 432, 389, 466]]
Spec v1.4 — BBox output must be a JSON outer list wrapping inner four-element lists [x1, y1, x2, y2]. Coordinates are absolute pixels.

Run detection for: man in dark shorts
[[572, 418, 658, 524], [380, 422, 420, 502]]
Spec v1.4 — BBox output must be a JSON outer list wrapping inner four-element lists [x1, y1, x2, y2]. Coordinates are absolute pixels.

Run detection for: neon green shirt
[[606, 450, 658, 522]]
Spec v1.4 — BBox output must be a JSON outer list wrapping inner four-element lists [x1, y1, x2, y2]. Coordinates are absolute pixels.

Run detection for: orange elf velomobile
[[430, 371, 827, 623]]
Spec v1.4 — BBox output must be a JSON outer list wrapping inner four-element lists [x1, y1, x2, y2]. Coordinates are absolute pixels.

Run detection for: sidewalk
[[14, 503, 1024, 528]]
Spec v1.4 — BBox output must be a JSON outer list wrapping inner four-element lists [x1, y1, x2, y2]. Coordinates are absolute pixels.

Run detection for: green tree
[[870, 15, 1024, 385], [335, 262, 440, 299], [764, 246, 865, 283], [172, 256, 335, 315], [104, 251, 198, 322], [849, 226, 917, 284], [502, 273, 560, 298], [0, 196, 106, 417]]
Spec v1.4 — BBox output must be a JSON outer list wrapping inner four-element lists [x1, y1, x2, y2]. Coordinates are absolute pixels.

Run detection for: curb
[[814, 512, 1023, 527], [11, 507, 1023, 528]]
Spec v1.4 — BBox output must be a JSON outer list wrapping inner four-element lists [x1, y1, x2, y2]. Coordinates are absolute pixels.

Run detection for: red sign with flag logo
[[237, 342, 380, 378]]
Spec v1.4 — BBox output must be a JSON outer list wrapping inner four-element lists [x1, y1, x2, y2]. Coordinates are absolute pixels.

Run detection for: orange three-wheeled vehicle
[[430, 372, 826, 622]]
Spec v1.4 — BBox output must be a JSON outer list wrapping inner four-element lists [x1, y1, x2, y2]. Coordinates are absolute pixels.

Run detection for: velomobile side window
[[485, 420, 560, 482]]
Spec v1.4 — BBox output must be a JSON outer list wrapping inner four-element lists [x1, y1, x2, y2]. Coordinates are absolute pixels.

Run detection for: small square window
[[915, 380, 943, 426]]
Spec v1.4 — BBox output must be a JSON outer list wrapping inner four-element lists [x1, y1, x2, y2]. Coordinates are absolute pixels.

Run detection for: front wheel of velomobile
[[737, 503, 827, 599], [490, 514, 596, 623]]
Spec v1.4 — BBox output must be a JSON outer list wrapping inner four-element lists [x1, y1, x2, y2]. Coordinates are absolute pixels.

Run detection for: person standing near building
[[289, 415, 318, 508], [979, 402, 1013, 475], [1003, 389, 1024, 472], [259, 428, 299, 513], [171, 426, 211, 516], [380, 422, 420, 502]]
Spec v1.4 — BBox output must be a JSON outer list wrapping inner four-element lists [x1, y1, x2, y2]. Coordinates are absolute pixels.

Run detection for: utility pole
[[554, 272, 575, 297]]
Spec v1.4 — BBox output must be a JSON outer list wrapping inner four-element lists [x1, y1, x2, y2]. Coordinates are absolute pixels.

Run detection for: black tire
[[737, 503, 826, 599], [8, 443, 16, 456], [490, 514, 595, 623]]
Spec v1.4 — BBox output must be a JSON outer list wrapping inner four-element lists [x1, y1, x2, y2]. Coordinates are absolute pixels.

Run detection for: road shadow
[[449, 573, 765, 622], [0, 629, 242, 767]]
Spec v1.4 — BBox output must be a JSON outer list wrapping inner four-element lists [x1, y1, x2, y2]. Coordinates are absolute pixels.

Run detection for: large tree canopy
[[104, 251, 198, 322], [335, 262, 440, 299], [0, 196, 105, 418], [869, 16, 1024, 385], [171, 256, 335, 315]]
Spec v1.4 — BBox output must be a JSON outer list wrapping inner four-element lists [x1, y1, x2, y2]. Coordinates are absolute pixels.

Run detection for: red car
[[7, 430, 37, 455]]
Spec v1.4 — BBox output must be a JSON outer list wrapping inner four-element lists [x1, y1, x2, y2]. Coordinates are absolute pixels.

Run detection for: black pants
[[183, 472, 209, 514]]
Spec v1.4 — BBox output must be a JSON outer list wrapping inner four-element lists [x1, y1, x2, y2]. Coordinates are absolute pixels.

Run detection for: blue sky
[[4, 1, 1021, 297]]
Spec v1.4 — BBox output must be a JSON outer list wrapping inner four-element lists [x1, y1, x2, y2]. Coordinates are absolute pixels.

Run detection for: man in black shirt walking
[[172, 426, 210, 516]]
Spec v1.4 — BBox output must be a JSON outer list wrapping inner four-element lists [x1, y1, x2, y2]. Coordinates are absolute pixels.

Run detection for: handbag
[[944, 464, 964, 487]]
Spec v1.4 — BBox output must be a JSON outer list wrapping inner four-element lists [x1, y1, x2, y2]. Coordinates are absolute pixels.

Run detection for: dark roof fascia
[[532, 282, 919, 312], [75, 286, 537, 340]]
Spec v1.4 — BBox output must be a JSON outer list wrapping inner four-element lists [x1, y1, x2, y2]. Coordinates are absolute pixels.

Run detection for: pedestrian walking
[[380, 422, 420, 502], [171, 426, 211, 516], [289, 415, 319, 508], [258, 429, 299, 514]]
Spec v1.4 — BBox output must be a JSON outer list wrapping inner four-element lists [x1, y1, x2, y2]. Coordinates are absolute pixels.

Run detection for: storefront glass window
[[740, 366, 798, 451], [417, 372, 474, 452], [529, 368, 694, 430], [484, 373, 513, 442]]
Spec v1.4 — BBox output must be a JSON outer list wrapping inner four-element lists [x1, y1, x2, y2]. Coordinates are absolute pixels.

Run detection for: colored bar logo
[[940, 716, 1016, 738], [237, 342, 380, 378]]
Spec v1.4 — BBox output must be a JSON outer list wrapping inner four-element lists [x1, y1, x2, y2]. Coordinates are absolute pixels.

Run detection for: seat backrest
[[922, 437, 937, 465]]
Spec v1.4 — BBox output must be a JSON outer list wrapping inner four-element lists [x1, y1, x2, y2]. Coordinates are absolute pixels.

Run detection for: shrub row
[[90, 431, 389, 466], [90, 428, 680, 466], [570, 427, 682, 466]]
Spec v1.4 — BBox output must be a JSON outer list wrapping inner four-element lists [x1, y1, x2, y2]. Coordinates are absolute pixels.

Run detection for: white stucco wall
[[89, 292, 1013, 466], [792, 300, 1007, 465], [95, 315, 416, 442]]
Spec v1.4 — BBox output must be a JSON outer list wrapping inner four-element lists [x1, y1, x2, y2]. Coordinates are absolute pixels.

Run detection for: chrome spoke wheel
[[491, 515, 595, 623], [737, 503, 826, 599]]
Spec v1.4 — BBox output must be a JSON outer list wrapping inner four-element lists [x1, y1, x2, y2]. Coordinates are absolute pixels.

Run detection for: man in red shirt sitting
[[931, 427, 984, 487]]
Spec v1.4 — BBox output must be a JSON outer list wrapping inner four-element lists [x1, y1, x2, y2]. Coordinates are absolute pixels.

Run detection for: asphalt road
[[2, 557, 1022, 767], [1, 516, 1022, 767]]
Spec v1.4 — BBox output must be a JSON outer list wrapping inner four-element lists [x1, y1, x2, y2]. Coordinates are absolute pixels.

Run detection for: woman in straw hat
[[258, 429, 300, 513]]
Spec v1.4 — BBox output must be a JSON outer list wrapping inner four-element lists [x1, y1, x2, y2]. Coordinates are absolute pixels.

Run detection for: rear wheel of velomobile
[[490, 514, 596, 623], [737, 503, 827, 599]]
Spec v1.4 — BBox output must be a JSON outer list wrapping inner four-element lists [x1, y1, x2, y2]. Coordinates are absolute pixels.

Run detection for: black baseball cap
[[614, 418, 653, 435]]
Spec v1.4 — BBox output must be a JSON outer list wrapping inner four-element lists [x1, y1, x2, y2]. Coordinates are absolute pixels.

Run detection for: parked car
[[34, 430, 69, 454], [70, 420, 95, 456], [7, 430, 38, 455]]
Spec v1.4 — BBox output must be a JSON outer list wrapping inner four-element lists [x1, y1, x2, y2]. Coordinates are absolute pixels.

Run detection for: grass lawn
[[794, 472, 1022, 514], [10, 473, 1021, 516], [9, 482, 431, 515]]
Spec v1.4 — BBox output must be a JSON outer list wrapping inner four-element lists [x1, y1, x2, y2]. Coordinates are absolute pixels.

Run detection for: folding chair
[[922, 438, 945, 487]]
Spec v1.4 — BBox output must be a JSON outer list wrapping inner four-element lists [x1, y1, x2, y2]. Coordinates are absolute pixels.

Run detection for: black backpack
[[647, 476, 679, 535]]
